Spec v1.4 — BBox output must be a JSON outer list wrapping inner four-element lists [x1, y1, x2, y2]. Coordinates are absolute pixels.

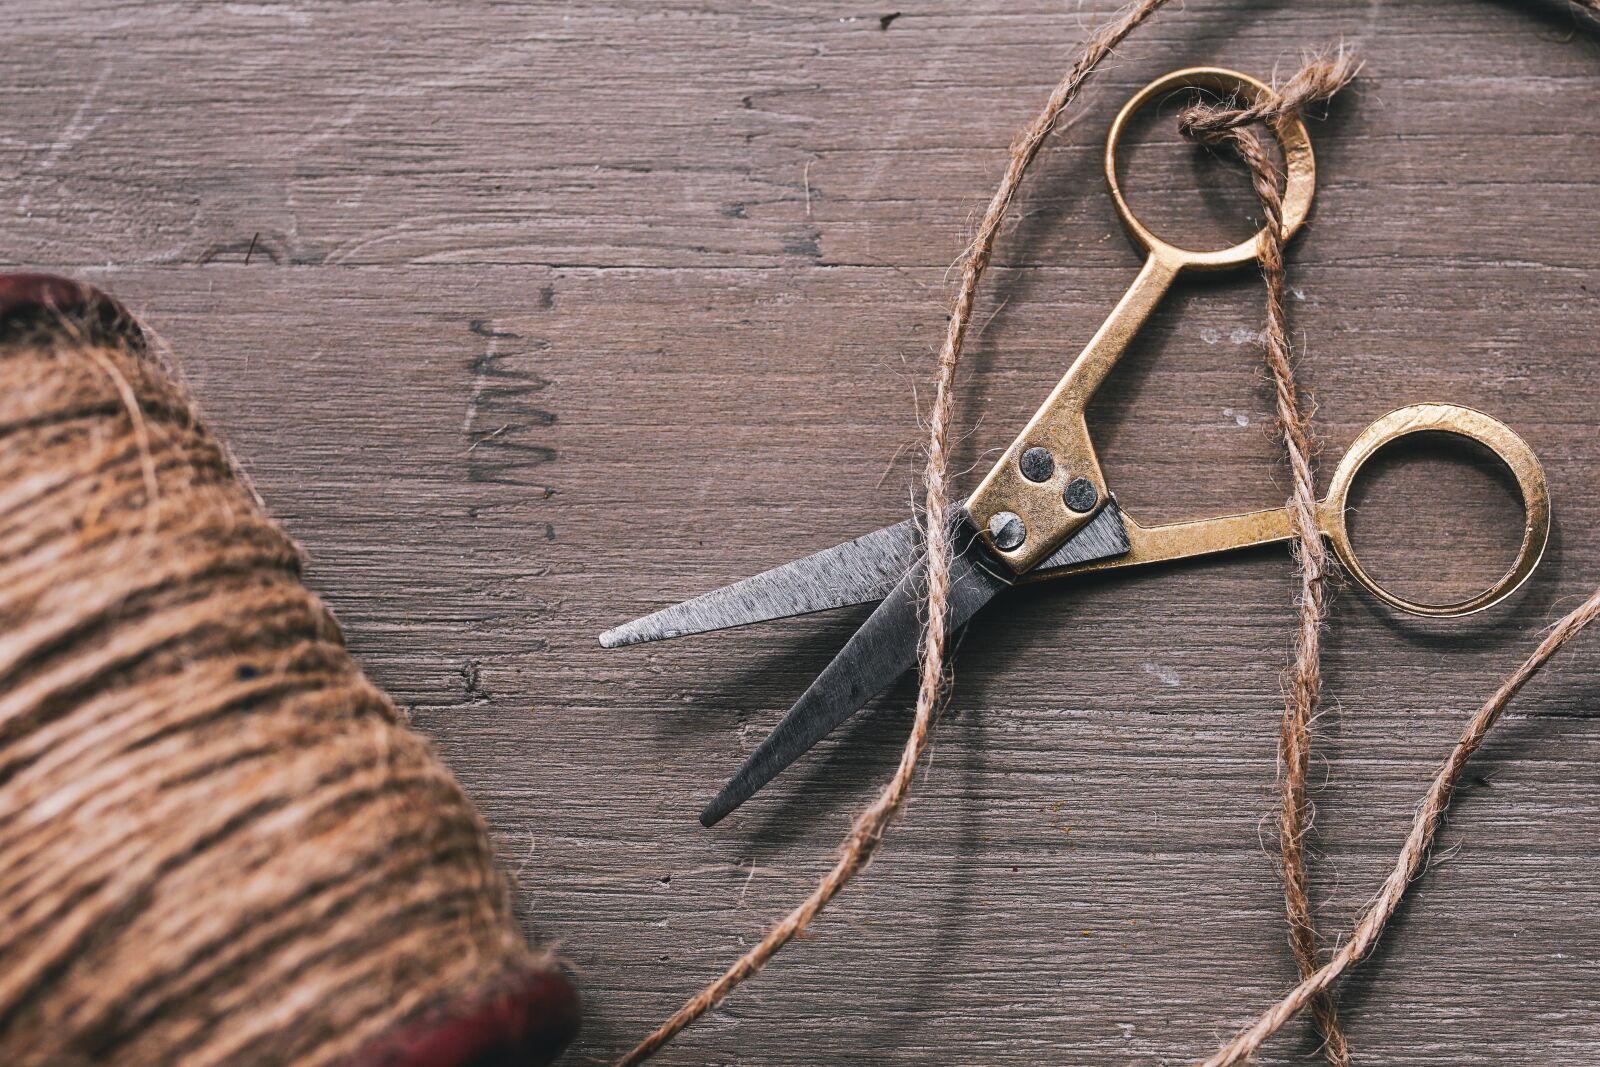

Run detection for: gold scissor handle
[[1029, 403, 1551, 618], [1322, 403, 1549, 616], [965, 67, 1318, 575], [1106, 66, 1318, 272]]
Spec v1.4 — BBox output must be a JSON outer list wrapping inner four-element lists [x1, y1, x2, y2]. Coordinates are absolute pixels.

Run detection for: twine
[[0, 278, 575, 1067], [1197, 586, 1600, 1065], [1183, 44, 1597, 1064], [615, 4, 1172, 1062], [1178, 53, 1360, 1066], [618, 4, 1600, 1063]]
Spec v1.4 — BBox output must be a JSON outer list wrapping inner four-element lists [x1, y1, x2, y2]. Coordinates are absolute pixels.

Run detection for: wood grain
[[5, 1, 1600, 1063]]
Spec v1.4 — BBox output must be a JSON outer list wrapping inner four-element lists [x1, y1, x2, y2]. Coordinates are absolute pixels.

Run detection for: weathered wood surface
[[6, 1, 1600, 1063]]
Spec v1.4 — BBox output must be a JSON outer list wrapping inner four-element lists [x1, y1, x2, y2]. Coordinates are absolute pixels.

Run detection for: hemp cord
[[0, 277, 577, 1067], [1198, 585, 1600, 1067], [615, 3, 1173, 1063], [1177, 51, 1360, 1067], [1183, 48, 1600, 1065], [619, 3, 1600, 1063]]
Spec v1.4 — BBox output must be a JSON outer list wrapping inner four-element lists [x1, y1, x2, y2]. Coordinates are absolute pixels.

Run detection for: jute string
[[0, 294, 558, 1066], [1197, 585, 1600, 1066], [616, 4, 1172, 1061], [1178, 53, 1359, 1066], [620, 2, 1600, 1063]]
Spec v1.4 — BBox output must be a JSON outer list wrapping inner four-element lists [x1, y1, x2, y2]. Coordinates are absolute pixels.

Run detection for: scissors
[[600, 68, 1552, 827]]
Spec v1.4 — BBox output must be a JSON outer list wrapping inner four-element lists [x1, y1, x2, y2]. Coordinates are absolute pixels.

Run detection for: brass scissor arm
[[965, 67, 1318, 574], [1026, 404, 1552, 619]]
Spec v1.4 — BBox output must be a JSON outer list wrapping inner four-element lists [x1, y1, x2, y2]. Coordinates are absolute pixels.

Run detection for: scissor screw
[[1063, 477, 1098, 513], [1019, 446, 1054, 483], [988, 511, 1026, 551]]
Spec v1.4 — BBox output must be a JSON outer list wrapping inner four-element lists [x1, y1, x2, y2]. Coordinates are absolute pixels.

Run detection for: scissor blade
[[699, 503, 1132, 826], [1036, 495, 1131, 571], [599, 517, 925, 649], [698, 521, 1008, 827], [601, 501, 1131, 649]]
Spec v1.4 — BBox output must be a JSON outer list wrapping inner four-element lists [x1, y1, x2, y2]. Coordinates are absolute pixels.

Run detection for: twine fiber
[[0, 276, 576, 1067], [1178, 58, 1359, 1065], [622, 1, 1600, 1063]]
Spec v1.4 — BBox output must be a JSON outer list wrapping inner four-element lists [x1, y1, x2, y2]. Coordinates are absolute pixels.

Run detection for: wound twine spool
[[0, 275, 576, 1067]]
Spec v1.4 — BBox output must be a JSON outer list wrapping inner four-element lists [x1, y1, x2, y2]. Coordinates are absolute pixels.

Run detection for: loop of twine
[[620, 2, 1600, 1063]]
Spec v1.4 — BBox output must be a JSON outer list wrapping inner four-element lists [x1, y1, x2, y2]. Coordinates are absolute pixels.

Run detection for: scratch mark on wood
[[464, 319, 558, 486]]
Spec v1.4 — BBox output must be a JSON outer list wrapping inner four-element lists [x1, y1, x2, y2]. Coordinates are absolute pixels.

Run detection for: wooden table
[[7, 2, 1600, 1063]]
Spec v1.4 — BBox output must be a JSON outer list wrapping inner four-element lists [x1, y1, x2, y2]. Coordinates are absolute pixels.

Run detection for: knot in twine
[[622, 8, 1600, 1066], [0, 276, 576, 1067]]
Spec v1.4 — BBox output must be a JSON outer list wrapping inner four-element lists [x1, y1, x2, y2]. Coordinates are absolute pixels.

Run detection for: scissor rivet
[[1063, 477, 1098, 513], [988, 511, 1026, 551], [1019, 446, 1055, 483]]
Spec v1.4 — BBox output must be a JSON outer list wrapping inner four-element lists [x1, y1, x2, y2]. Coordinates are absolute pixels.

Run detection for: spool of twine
[[0, 274, 577, 1067]]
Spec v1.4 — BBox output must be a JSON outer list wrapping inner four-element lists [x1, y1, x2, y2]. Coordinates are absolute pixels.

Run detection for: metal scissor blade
[[698, 521, 1009, 827], [1036, 496, 1132, 571], [601, 501, 1130, 649], [699, 503, 1132, 826], [599, 516, 930, 649]]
